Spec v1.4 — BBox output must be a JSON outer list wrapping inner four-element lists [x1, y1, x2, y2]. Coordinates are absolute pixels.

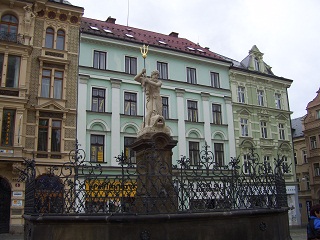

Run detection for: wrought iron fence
[[0, 31, 24, 44], [20, 142, 288, 216]]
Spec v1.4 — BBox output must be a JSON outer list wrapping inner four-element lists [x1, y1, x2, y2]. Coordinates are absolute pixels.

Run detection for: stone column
[[201, 92, 211, 145], [175, 88, 186, 157], [224, 96, 236, 158], [77, 75, 89, 150], [111, 79, 122, 166], [131, 132, 178, 213]]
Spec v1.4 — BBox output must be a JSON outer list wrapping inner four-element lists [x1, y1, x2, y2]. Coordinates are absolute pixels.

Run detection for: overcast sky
[[70, 0, 320, 119]]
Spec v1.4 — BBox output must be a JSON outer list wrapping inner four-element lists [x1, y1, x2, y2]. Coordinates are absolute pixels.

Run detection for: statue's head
[[151, 70, 159, 79]]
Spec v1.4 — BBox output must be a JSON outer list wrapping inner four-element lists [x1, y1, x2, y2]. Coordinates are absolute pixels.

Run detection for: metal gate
[[0, 177, 11, 233]]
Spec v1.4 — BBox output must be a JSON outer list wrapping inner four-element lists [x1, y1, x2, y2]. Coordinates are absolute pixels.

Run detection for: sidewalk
[[290, 226, 307, 240], [0, 227, 307, 240]]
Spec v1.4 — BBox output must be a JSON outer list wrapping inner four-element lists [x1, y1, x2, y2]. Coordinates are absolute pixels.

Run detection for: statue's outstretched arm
[[134, 68, 146, 83]]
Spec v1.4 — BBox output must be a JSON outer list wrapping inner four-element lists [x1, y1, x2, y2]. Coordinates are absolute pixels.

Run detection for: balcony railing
[[0, 31, 24, 44]]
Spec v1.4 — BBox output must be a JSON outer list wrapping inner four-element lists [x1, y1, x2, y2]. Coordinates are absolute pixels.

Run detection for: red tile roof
[[81, 17, 229, 63]]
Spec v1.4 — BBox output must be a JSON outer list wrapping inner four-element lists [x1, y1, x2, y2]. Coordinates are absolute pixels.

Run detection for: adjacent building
[[293, 89, 320, 225], [292, 116, 311, 225], [0, 0, 83, 233], [227, 45, 300, 225]]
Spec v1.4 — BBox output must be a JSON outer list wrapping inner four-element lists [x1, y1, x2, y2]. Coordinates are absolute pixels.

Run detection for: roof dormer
[[240, 45, 274, 75]]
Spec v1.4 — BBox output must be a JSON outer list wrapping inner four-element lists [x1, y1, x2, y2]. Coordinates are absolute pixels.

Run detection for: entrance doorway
[[0, 177, 11, 233]]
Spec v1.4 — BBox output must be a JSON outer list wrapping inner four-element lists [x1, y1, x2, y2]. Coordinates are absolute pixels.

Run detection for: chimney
[[106, 16, 116, 24], [169, 32, 179, 38]]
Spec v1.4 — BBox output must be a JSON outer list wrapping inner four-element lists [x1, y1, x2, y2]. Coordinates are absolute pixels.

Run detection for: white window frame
[[275, 93, 282, 109], [278, 123, 285, 140], [240, 118, 249, 137], [260, 121, 268, 139], [238, 86, 245, 103], [257, 90, 264, 106]]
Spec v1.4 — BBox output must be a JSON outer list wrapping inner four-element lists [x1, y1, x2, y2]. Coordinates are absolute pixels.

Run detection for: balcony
[[0, 32, 24, 44]]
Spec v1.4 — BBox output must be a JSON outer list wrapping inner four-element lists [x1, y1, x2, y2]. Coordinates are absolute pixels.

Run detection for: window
[[260, 121, 267, 138], [38, 119, 48, 151], [214, 143, 224, 166], [5, 55, 20, 88], [0, 54, 21, 88], [56, 29, 65, 50], [187, 100, 198, 122], [279, 123, 285, 140], [211, 72, 220, 88], [243, 154, 250, 174], [189, 141, 199, 165], [125, 56, 137, 75], [124, 92, 137, 115], [303, 150, 308, 163], [157, 61, 168, 79], [238, 86, 245, 103], [212, 104, 222, 124], [282, 156, 290, 173], [275, 93, 281, 109], [45, 27, 65, 50], [0, 14, 18, 42], [314, 163, 320, 176], [186, 67, 197, 84], [1, 109, 15, 146], [90, 135, 104, 162], [257, 90, 264, 106], [41, 68, 64, 99], [124, 137, 136, 163], [240, 118, 248, 137], [310, 136, 317, 149], [254, 57, 260, 71], [93, 50, 107, 70], [37, 119, 61, 152], [92, 88, 105, 112], [162, 96, 169, 119], [294, 152, 297, 165], [45, 27, 54, 48], [317, 110, 320, 119], [51, 120, 61, 152], [264, 156, 272, 173]]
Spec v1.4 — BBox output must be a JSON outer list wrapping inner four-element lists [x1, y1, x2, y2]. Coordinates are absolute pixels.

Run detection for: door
[[0, 177, 11, 233]]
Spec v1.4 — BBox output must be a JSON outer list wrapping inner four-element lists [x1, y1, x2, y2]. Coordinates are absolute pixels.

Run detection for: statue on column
[[134, 68, 170, 137]]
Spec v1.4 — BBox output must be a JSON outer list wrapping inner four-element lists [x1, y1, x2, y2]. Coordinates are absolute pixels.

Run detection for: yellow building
[[0, 0, 83, 234]]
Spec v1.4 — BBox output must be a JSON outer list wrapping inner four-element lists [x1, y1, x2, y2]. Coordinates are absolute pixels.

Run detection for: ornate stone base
[[131, 132, 178, 214], [137, 115, 170, 137]]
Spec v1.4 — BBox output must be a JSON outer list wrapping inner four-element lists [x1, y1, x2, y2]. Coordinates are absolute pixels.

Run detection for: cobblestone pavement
[[0, 227, 307, 240]]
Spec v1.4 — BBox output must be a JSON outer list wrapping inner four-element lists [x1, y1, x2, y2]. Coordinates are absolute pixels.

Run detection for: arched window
[[0, 14, 18, 34], [0, 14, 18, 42], [56, 29, 65, 50], [45, 27, 54, 48]]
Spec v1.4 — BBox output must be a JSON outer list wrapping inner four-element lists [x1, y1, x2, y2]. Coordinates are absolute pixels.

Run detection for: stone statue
[[134, 68, 170, 136], [23, 5, 35, 33]]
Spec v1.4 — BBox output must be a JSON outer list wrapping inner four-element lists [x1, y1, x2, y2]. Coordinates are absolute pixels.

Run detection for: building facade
[[303, 89, 320, 218], [77, 16, 235, 172], [0, 0, 34, 233], [292, 116, 311, 225], [0, 0, 83, 234], [227, 46, 300, 225], [293, 89, 320, 225]]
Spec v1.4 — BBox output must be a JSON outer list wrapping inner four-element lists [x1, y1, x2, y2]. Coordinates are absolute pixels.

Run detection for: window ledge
[[87, 110, 112, 115], [185, 121, 204, 124], [210, 123, 228, 127]]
